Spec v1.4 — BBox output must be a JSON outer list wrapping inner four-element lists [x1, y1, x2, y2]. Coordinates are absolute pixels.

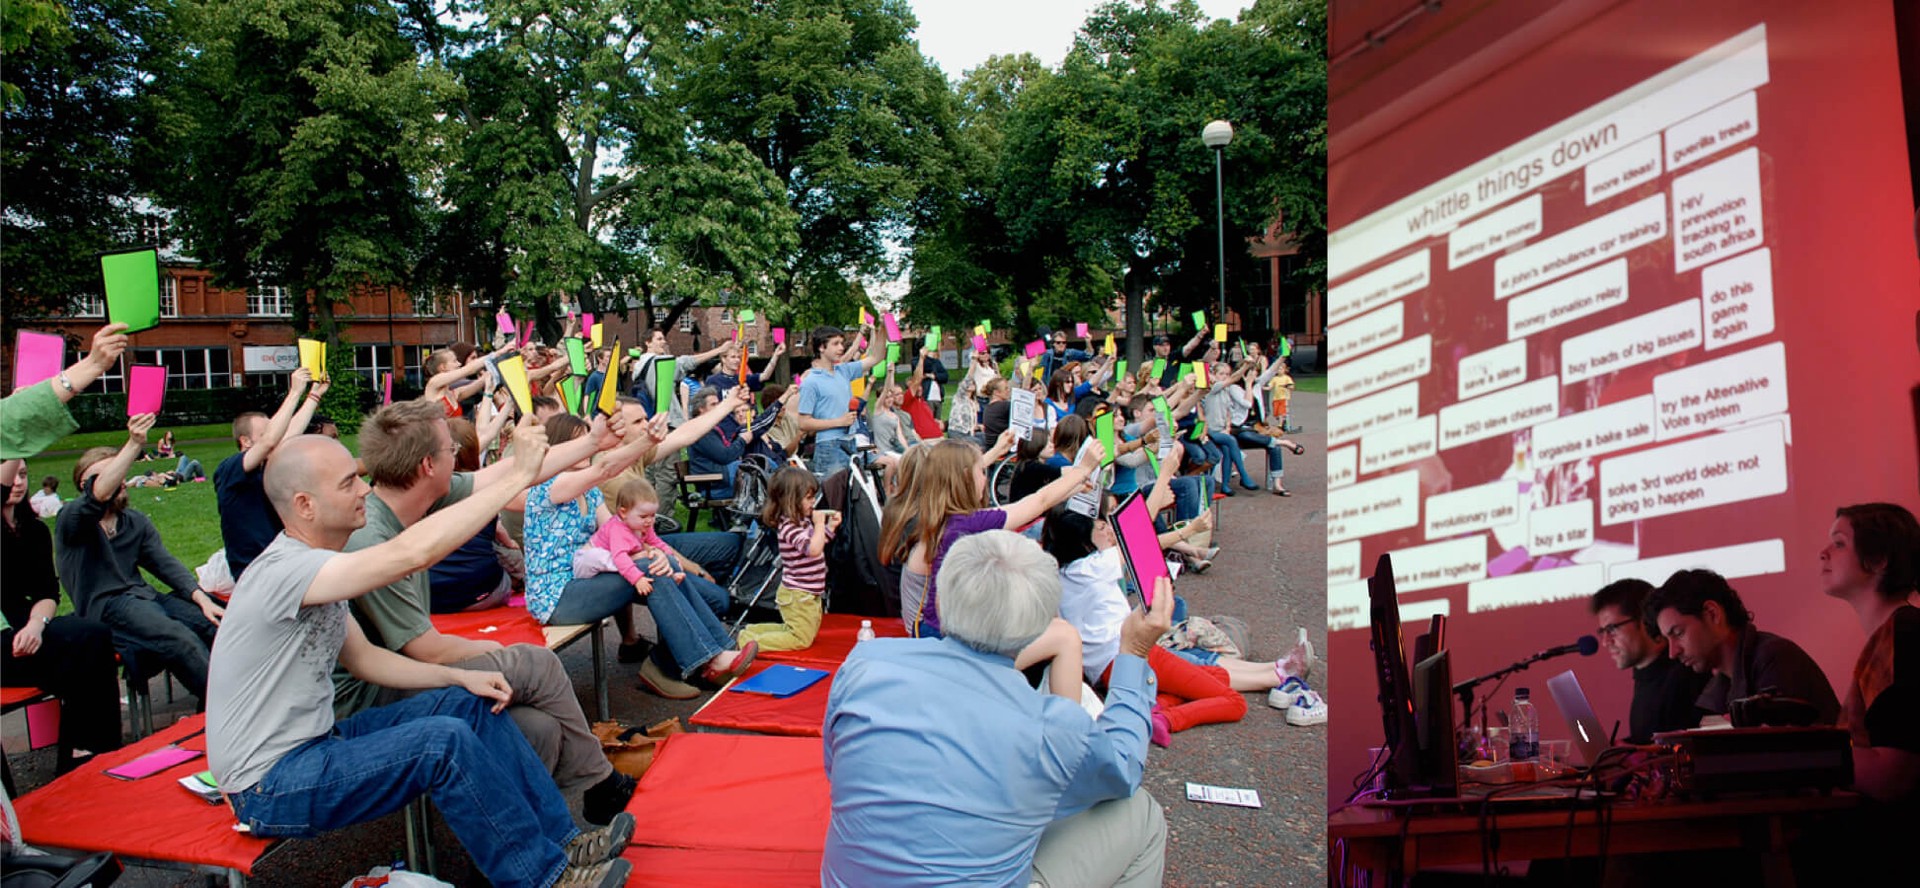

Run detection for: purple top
[[917, 508, 1008, 636]]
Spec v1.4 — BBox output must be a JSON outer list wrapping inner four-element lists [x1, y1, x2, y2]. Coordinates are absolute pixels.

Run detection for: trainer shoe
[[566, 812, 635, 866], [555, 858, 631, 888], [1286, 688, 1328, 726], [1278, 627, 1316, 682], [1150, 705, 1172, 748]]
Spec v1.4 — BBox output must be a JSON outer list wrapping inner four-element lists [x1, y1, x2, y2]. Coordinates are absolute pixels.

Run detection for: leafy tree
[[681, 0, 957, 333], [983, 0, 1324, 363], [150, 0, 452, 341], [1, 0, 166, 320]]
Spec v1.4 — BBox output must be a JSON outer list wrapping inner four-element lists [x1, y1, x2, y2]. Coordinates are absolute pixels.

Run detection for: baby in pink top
[[573, 476, 684, 587]]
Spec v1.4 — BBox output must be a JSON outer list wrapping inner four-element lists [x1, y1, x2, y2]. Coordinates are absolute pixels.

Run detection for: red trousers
[[1102, 646, 1248, 733]]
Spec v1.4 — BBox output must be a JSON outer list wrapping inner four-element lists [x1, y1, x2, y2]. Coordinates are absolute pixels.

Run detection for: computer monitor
[[1411, 648, 1460, 797]]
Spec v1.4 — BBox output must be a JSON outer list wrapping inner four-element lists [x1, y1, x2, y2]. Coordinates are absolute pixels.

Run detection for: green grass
[[42, 422, 236, 454], [1292, 374, 1327, 394], [22, 434, 358, 615]]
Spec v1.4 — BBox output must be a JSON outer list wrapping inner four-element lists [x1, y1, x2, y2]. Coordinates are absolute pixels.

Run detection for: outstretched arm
[[244, 368, 315, 472], [1001, 441, 1104, 529], [305, 418, 550, 607]]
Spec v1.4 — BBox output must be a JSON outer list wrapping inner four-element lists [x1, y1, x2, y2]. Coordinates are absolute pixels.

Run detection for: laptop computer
[[1545, 670, 1611, 768]]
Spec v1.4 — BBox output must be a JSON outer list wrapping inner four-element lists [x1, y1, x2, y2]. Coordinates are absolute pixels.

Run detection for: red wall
[[1326, 0, 1920, 804]]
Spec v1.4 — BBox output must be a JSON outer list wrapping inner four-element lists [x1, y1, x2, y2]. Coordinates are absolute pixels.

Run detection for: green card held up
[[1191, 310, 1207, 332], [101, 247, 162, 334], [1095, 411, 1117, 468], [565, 338, 589, 376], [1151, 358, 1167, 380], [653, 357, 676, 417]]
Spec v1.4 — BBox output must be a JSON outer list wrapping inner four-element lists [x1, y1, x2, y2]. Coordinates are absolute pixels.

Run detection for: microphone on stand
[[1528, 635, 1601, 662]]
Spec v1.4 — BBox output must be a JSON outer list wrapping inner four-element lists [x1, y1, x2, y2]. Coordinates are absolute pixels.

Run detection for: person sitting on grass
[[29, 474, 61, 518], [56, 414, 223, 704], [736, 467, 837, 651], [207, 423, 636, 888], [823, 531, 1171, 887]]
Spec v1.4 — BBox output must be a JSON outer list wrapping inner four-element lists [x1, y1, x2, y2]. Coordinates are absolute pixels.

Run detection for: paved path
[[8, 390, 1328, 886]]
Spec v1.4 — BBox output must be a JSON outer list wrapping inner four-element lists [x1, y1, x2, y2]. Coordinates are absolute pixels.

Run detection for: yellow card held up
[[1195, 362, 1211, 388], [298, 339, 328, 383], [496, 354, 533, 416], [597, 340, 623, 415], [1213, 323, 1228, 343], [1104, 333, 1116, 356], [590, 323, 604, 348]]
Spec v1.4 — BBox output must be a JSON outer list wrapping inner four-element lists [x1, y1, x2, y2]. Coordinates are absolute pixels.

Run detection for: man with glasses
[[1039, 330, 1093, 386], [1643, 569, 1840, 726], [1589, 579, 1708, 743]]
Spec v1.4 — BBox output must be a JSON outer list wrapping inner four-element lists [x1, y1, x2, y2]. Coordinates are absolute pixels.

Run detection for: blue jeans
[[811, 436, 855, 477], [1233, 427, 1283, 484], [230, 687, 574, 888], [174, 456, 205, 481], [702, 462, 740, 500], [1208, 431, 1253, 488], [645, 568, 737, 679], [1169, 476, 1205, 524], [659, 531, 743, 580], [1169, 646, 1221, 667], [546, 571, 640, 626]]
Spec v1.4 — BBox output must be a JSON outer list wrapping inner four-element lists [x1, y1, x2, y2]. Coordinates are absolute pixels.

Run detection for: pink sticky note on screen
[[14, 330, 63, 391], [772, 327, 786, 346], [972, 334, 988, 353], [495, 310, 513, 335], [127, 365, 166, 416], [883, 313, 902, 342], [1076, 323, 1089, 338], [1024, 340, 1045, 359], [1488, 546, 1531, 578]]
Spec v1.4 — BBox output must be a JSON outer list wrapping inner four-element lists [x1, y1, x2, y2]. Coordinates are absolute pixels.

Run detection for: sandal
[[699, 641, 759, 684], [1286, 441, 1306, 455]]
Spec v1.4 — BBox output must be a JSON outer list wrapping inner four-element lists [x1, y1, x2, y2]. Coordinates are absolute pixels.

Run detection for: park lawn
[[1293, 374, 1327, 394], [42, 422, 235, 454], [23, 435, 359, 616]]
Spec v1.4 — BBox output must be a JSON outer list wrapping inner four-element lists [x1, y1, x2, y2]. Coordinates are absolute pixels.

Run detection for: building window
[[353, 344, 389, 384], [747, 341, 759, 357], [85, 352, 125, 393], [71, 294, 106, 318], [719, 308, 733, 324], [653, 308, 668, 324], [139, 214, 166, 245], [135, 347, 232, 390], [160, 275, 179, 317], [248, 285, 291, 317], [245, 371, 291, 390], [679, 313, 696, 333]]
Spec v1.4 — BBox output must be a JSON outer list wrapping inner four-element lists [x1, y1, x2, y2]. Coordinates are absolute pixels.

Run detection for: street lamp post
[[1201, 119, 1233, 327]]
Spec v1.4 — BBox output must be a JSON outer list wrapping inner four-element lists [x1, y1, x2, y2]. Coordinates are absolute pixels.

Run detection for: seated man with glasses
[[1590, 579, 1709, 744]]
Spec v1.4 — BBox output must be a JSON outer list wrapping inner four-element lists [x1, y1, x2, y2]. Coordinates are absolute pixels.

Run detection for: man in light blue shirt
[[822, 530, 1170, 887], [797, 324, 884, 477]]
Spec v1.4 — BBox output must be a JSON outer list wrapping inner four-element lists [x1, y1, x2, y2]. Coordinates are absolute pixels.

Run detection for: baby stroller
[[722, 454, 786, 631]]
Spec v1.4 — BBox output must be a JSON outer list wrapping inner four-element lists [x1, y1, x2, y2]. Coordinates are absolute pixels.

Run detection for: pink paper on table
[[519, 319, 533, 347], [13, 330, 64, 391], [883, 313, 902, 342], [972, 334, 988, 353], [772, 327, 786, 346], [126, 365, 166, 416], [25, 698, 59, 750], [495, 310, 514, 334], [1024, 340, 1045, 359], [1075, 323, 1089, 338]]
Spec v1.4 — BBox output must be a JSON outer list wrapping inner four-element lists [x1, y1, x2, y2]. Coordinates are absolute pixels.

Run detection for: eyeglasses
[[1596, 618, 1634, 638]]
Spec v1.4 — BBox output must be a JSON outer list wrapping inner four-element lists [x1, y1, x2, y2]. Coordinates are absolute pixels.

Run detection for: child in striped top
[[738, 467, 838, 651]]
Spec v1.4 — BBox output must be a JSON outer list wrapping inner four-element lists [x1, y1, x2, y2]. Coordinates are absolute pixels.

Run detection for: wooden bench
[[429, 607, 609, 720]]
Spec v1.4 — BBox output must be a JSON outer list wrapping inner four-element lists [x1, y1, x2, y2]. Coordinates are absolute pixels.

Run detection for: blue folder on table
[[728, 665, 830, 698]]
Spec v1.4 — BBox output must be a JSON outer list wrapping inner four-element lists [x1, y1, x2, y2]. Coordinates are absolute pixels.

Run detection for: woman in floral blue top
[[524, 415, 754, 698]]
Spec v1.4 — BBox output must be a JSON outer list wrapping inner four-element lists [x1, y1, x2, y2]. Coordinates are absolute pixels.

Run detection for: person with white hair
[[821, 530, 1172, 887]]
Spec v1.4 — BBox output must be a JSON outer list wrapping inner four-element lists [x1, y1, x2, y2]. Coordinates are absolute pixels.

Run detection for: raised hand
[[86, 323, 130, 370], [509, 415, 550, 482], [128, 413, 157, 447]]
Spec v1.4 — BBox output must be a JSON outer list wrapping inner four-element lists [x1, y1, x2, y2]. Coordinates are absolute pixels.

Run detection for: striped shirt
[[778, 519, 830, 594]]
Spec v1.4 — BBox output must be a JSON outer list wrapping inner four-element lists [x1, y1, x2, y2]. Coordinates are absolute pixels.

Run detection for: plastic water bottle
[[856, 620, 876, 643], [1509, 688, 1539, 762]]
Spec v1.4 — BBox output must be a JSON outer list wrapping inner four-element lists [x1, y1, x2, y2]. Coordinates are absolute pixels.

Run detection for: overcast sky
[[906, 0, 1254, 80]]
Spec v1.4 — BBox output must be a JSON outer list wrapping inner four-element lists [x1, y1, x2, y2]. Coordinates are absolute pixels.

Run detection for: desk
[[1329, 790, 1859, 888]]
